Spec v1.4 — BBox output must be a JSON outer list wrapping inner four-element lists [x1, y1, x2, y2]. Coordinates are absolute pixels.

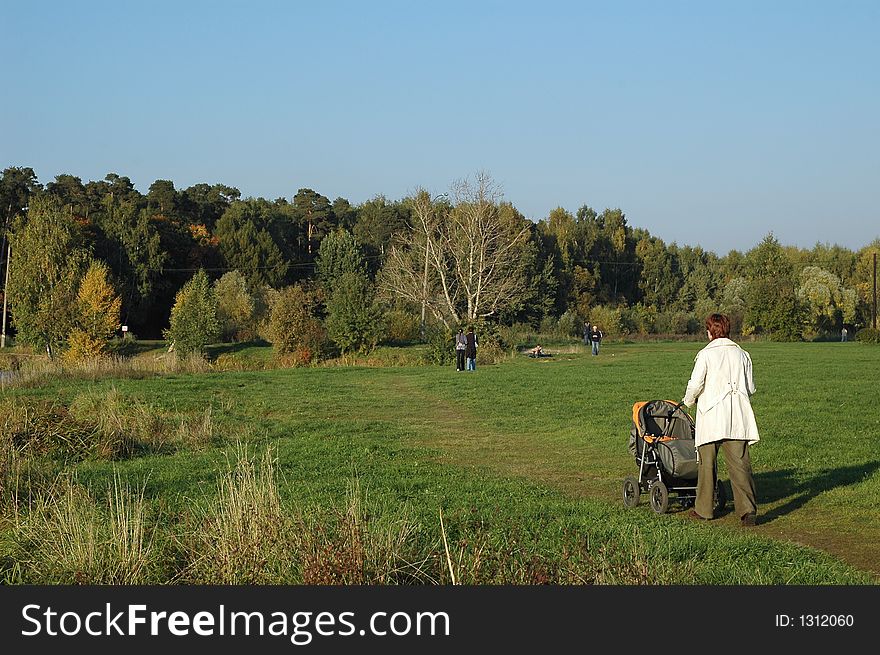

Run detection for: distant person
[[455, 328, 467, 371], [682, 313, 759, 527], [841, 327, 848, 342], [465, 326, 478, 371], [589, 325, 602, 356], [583, 321, 592, 346], [527, 344, 544, 357]]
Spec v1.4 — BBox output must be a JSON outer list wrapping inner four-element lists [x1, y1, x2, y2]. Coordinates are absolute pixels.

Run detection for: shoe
[[687, 510, 710, 521], [740, 513, 757, 527]]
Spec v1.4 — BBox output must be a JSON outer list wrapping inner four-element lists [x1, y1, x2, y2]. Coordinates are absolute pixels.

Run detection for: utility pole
[[1, 243, 10, 348], [873, 251, 877, 330]]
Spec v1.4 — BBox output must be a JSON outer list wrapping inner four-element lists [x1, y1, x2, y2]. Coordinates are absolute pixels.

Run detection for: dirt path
[[383, 375, 880, 580]]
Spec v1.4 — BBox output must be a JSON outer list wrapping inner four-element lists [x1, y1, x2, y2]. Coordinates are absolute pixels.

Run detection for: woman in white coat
[[682, 313, 759, 526]]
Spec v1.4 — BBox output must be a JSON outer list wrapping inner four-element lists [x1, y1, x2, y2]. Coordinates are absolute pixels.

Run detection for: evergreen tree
[[315, 228, 367, 294], [744, 234, 804, 340], [325, 271, 384, 353]]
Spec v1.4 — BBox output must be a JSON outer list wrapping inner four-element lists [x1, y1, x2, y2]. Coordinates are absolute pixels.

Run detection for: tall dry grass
[[176, 444, 296, 584], [296, 478, 426, 584], [11, 472, 156, 584]]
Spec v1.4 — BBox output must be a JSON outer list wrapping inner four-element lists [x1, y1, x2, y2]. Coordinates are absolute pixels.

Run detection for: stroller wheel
[[714, 480, 727, 514], [649, 481, 669, 514], [623, 477, 640, 508]]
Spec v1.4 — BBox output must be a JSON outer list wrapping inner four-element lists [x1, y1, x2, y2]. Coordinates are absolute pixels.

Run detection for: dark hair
[[705, 313, 730, 340]]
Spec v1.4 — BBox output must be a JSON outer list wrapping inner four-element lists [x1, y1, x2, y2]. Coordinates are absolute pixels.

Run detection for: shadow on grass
[[205, 340, 270, 358], [109, 339, 166, 357], [754, 461, 880, 524]]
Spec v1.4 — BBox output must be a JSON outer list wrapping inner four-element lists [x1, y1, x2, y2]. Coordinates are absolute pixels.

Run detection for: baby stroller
[[623, 400, 726, 514]]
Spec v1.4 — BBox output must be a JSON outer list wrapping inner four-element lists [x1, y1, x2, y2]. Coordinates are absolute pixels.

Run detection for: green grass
[[1, 340, 878, 584]]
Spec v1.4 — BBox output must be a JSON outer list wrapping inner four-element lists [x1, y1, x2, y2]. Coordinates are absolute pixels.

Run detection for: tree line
[[1, 165, 878, 361]]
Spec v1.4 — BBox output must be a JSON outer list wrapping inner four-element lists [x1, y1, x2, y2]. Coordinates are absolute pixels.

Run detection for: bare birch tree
[[379, 173, 532, 328]]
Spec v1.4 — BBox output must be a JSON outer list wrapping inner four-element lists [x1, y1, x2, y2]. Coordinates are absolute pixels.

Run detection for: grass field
[[1, 340, 878, 584]]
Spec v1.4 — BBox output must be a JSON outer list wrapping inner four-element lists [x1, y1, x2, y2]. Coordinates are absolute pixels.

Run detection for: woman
[[682, 313, 759, 526], [465, 326, 478, 371], [455, 328, 467, 371]]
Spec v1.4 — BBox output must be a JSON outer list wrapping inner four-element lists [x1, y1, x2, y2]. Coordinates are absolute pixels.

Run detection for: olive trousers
[[696, 439, 757, 520]]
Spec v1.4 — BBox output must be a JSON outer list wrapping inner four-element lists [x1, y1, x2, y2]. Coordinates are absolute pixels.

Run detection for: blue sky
[[3, 0, 878, 254]]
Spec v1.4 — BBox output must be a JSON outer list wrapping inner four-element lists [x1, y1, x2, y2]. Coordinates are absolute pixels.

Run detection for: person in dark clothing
[[583, 321, 592, 346], [465, 326, 478, 371], [589, 325, 602, 356], [455, 328, 467, 371]]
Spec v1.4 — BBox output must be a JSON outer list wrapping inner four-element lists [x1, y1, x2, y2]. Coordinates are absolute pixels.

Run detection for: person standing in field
[[455, 328, 467, 371], [682, 313, 759, 527], [583, 321, 592, 346], [465, 326, 478, 371], [841, 326, 848, 342], [589, 324, 602, 356]]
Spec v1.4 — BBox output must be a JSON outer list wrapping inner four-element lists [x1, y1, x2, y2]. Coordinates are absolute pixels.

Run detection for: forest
[[1, 165, 878, 363]]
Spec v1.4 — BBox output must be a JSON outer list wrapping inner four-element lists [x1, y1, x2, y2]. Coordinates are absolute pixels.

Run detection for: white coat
[[682, 337, 760, 447]]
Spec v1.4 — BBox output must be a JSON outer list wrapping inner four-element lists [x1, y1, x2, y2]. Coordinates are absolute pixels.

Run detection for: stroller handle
[[646, 401, 692, 438]]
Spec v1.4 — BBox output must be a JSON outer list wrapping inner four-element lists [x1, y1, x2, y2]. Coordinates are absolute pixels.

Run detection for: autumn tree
[[265, 284, 325, 362], [65, 260, 122, 361]]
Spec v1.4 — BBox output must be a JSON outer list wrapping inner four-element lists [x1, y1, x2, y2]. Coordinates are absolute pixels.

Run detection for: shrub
[[422, 325, 454, 366], [265, 284, 326, 363], [654, 310, 697, 335], [587, 305, 623, 338], [556, 310, 580, 338], [214, 270, 257, 342], [384, 309, 421, 344], [855, 327, 880, 343], [62, 330, 107, 364]]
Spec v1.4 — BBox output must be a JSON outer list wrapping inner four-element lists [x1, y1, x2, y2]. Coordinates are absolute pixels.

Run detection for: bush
[[265, 285, 326, 363], [587, 305, 622, 338], [654, 310, 697, 336], [214, 271, 258, 342], [422, 325, 454, 365], [383, 309, 420, 344], [855, 327, 880, 343], [557, 310, 580, 337], [465, 320, 510, 365]]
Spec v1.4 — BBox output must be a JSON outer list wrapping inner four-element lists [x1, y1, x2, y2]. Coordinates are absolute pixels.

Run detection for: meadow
[[1, 339, 877, 584]]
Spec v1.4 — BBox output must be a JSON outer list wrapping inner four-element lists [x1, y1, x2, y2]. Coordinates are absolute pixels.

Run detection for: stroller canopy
[[629, 400, 697, 481]]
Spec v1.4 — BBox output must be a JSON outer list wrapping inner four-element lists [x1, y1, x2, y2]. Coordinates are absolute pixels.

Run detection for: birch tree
[[380, 173, 531, 329]]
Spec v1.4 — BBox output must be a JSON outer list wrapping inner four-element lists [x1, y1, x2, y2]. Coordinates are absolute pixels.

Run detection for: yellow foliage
[[63, 329, 108, 364], [78, 261, 122, 342]]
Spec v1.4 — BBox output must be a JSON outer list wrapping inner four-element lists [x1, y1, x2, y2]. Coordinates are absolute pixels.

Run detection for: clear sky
[[3, 0, 878, 255]]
